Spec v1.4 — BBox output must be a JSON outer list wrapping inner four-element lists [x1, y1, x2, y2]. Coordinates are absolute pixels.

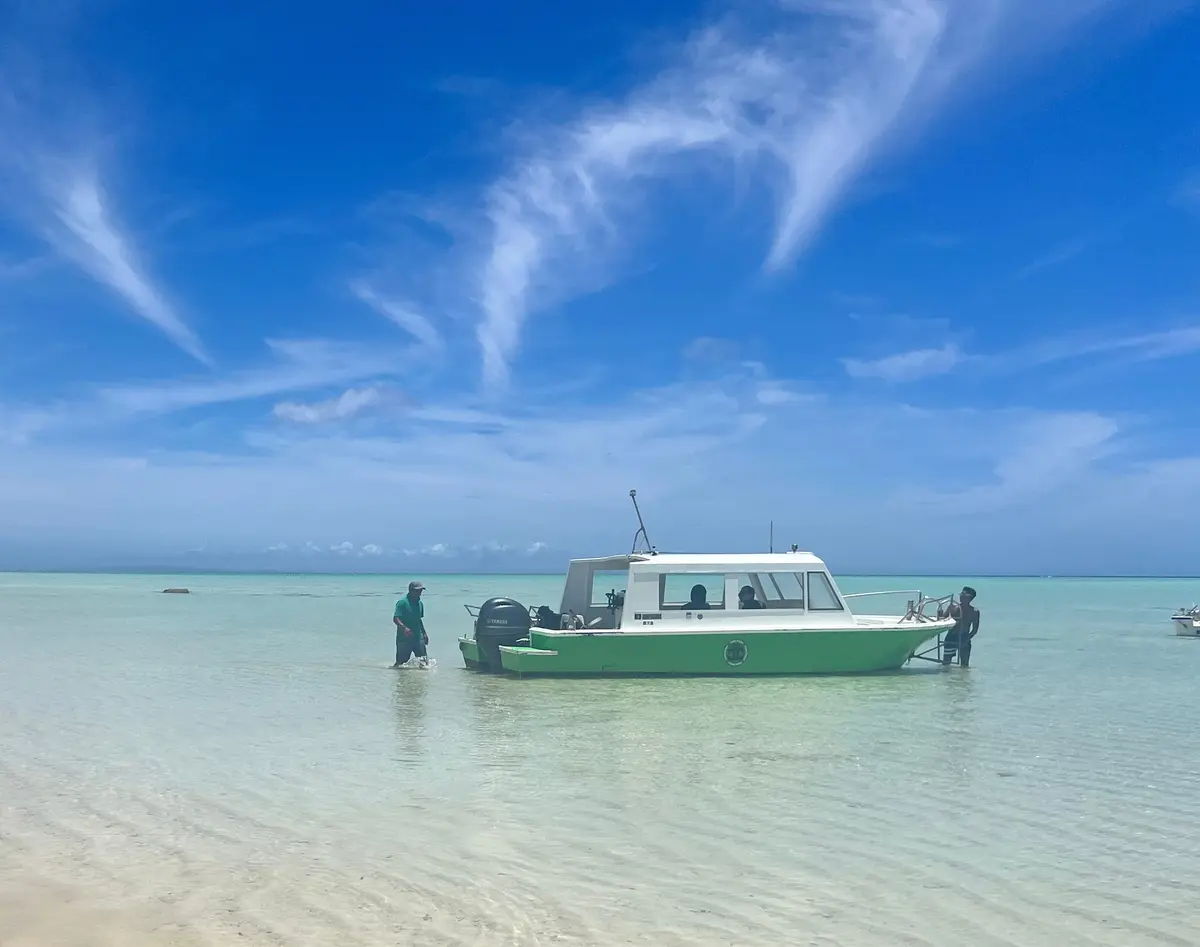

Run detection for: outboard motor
[[474, 597, 532, 672]]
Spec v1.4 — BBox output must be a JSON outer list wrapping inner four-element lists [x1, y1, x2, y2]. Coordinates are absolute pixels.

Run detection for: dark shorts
[[396, 632, 428, 664]]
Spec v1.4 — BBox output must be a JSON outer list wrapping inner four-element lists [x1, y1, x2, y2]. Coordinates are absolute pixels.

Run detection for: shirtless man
[[942, 586, 980, 667]]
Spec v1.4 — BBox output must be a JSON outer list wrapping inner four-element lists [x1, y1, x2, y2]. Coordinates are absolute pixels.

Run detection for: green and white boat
[[459, 496, 956, 677]]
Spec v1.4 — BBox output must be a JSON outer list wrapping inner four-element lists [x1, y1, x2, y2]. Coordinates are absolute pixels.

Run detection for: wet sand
[[0, 874, 202, 947]]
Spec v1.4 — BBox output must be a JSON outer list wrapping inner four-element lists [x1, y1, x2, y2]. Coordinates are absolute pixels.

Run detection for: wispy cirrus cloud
[[843, 343, 963, 382], [350, 281, 442, 351], [1, 320, 1189, 571], [1014, 325, 1200, 367], [908, 410, 1123, 513], [0, 357, 1162, 572], [0, 253, 51, 282], [91, 339, 401, 421], [274, 386, 389, 424], [472, 3, 947, 388], [1014, 231, 1104, 279], [1173, 171, 1200, 210], [460, 0, 1160, 388], [42, 165, 212, 364], [844, 323, 1200, 384], [0, 338, 404, 441], [0, 22, 211, 364]]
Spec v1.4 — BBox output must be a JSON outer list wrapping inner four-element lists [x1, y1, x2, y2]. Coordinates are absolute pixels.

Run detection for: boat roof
[[566, 555, 649, 571], [569, 551, 827, 571]]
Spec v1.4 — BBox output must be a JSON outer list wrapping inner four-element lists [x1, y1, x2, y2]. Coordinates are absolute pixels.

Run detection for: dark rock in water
[[162, 588, 191, 594]]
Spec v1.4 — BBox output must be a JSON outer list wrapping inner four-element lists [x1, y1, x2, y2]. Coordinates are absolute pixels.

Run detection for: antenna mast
[[629, 489, 655, 555], [769, 520, 774, 554]]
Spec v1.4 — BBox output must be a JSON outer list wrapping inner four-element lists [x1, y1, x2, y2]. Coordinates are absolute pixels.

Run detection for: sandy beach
[[0, 873, 202, 947]]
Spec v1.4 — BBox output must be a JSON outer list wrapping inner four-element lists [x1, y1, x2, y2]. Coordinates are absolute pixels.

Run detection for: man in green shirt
[[392, 580, 429, 668]]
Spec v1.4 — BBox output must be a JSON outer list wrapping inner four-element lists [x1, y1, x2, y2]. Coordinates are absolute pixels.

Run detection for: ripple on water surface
[[1, 573, 1199, 946]]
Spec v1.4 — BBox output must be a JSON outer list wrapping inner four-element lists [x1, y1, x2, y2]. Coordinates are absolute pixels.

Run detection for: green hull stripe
[[459, 626, 942, 676]]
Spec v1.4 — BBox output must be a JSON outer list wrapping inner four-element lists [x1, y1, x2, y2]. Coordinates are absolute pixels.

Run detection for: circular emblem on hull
[[724, 639, 748, 666]]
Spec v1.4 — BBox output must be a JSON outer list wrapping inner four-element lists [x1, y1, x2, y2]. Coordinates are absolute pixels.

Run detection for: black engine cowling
[[474, 597, 532, 671]]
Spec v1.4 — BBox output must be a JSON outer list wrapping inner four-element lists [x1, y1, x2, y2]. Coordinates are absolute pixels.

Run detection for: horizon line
[[3, 568, 1200, 580]]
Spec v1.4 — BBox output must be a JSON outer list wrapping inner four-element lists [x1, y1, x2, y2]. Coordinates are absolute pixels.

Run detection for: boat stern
[[458, 634, 486, 669], [498, 644, 563, 676]]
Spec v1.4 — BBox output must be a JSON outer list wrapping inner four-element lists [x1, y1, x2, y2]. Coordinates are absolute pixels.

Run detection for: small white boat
[[1170, 606, 1199, 636]]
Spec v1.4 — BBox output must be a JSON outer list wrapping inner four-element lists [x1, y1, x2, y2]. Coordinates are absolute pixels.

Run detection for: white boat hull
[[1171, 616, 1198, 636]]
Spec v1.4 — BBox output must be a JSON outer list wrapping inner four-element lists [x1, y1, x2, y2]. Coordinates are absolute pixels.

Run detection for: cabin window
[[589, 571, 628, 607], [732, 573, 805, 609], [807, 572, 844, 611], [659, 573, 725, 610]]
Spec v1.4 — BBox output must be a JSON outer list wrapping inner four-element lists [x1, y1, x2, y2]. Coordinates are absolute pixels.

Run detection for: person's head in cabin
[[688, 583, 710, 609], [738, 585, 764, 609]]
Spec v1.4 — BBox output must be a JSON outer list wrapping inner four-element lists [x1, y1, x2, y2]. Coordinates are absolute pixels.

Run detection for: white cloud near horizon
[[2, 347, 1194, 574], [463, 0, 1163, 389]]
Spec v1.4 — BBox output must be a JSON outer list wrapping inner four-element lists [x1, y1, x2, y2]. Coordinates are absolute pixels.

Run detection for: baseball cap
[[409, 580, 425, 592]]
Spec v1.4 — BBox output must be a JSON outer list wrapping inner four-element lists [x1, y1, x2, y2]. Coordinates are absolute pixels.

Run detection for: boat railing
[[843, 589, 922, 603], [843, 589, 956, 623], [463, 602, 551, 626], [906, 592, 957, 623], [844, 589, 961, 665]]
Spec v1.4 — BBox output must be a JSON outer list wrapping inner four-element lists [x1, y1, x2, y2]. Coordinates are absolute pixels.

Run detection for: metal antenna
[[769, 520, 774, 554], [629, 489, 655, 555]]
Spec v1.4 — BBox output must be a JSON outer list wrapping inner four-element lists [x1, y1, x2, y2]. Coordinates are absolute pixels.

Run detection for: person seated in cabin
[[687, 584, 711, 610], [738, 585, 765, 609]]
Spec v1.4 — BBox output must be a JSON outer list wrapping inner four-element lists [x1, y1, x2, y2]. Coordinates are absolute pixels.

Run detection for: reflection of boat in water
[[458, 492, 957, 677], [1171, 606, 1200, 637]]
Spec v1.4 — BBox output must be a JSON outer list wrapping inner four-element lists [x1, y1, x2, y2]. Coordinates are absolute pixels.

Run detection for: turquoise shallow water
[[2, 572, 1199, 945]]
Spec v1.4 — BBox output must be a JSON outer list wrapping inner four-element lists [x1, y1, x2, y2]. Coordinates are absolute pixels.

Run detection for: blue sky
[[2, 0, 1199, 575]]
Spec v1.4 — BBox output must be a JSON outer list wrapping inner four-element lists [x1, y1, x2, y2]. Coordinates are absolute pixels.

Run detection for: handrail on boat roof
[[842, 589, 922, 599]]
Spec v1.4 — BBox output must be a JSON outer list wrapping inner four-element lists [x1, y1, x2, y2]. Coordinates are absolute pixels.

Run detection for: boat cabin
[[557, 551, 855, 631]]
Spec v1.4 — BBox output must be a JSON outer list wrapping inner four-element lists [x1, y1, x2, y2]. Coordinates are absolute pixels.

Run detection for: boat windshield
[[731, 572, 805, 609], [589, 570, 628, 607]]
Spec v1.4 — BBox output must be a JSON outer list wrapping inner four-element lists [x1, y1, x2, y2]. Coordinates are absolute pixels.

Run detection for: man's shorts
[[396, 632, 428, 664]]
